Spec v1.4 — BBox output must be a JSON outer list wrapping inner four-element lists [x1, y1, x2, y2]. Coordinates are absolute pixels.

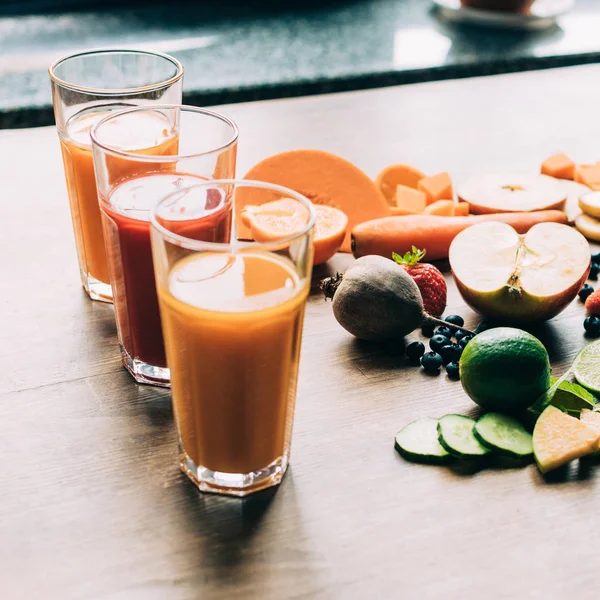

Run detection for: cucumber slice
[[394, 418, 451, 464], [437, 414, 490, 458], [474, 413, 533, 458]]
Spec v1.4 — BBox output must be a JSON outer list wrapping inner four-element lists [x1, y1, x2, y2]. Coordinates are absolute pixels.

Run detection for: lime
[[573, 340, 600, 394], [460, 327, 551, 412]]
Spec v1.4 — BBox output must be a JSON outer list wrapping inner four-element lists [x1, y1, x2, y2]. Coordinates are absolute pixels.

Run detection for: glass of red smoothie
[[90, 105, 238, 386]]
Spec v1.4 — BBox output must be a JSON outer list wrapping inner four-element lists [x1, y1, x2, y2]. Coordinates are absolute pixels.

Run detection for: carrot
[[351, 210, 568, 260]]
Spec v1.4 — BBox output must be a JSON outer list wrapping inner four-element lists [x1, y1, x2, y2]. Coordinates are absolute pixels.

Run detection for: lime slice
[[573, 341, 600, 394]]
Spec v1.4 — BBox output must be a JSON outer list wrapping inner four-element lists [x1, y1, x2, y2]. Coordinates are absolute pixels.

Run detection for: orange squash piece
[[375, 164, 426, 205], [241, 150, 389, 252], [423, 199, 454, 216], [575, 164, 600, 189], [395, 184, 427, 213], [390, 206, 418, 216], [452, 202, 470, 216], [418, 172, 453, 205], [541, 153, 575, 180]]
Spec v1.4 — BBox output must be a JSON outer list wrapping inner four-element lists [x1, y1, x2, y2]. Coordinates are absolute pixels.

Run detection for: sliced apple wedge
[[457, 173, 566, 215], [579, 191, 600, 219], [449, 221, 591, 322]]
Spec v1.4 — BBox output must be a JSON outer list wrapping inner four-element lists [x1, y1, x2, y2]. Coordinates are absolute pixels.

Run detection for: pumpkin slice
[[423, 199, 454, 216], [452, 202, 470, 216], [241, 198, 347, 266], [395, 184, 427, 213], [541, 153, 575, 180], [457, 173, 566, 214], [242, 150, 389, 252], [418, 172, 453, 205], [575, 163, 600, 188], [533, 405, 599, 474], [375, 164, 426, 205], [390, 206, 419, 216]]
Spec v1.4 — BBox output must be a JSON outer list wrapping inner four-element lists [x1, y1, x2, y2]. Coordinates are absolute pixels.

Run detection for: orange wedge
[[241, 198, 348, 265]]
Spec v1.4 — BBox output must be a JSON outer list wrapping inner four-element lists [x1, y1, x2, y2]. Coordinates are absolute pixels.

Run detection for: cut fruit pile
[[240, 197, 348, 266]]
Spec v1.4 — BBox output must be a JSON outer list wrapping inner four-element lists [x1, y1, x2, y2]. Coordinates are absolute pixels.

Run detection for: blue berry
[[421, 351, 443, 373], [592, 252, 600, 265], [446, 361, 460, 380], [406, 341, 425, 362], [439, 344, 461, 365], [444, 315, 464, 327], [421, 323, 435, 338], [589, 263, 599, 281], [455, 329, 469, 342], [584, 316, 600, 337], [579, 284, 594, 302], [475, 319, 497, 334], [458, 335, 473, 349], [436, 326, 453, 339], [430, 334, 450, 353]]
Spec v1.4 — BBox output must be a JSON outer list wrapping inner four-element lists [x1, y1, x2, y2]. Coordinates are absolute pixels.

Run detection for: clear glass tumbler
[[91, 105, 238, 387], [150, 180, 316, 496], [49, 49, 184, 303]]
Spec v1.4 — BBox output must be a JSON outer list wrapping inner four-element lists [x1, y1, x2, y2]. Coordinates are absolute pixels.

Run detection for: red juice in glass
[[100, 173, 232, 386]]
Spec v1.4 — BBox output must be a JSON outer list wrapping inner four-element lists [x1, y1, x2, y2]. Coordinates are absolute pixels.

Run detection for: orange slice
[[241, 198, 348, 265], [375, 164, 426, 206]]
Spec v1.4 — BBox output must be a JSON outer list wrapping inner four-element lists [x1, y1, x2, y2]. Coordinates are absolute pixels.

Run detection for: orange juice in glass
[[151, 181, 315, 496], [49, 49, 183, 302]]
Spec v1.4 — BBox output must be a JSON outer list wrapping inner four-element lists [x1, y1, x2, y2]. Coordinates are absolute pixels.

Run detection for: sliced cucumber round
[[394, 418, 451, 464], [474, 412, 533, 458], [437, 414, 490, 458]]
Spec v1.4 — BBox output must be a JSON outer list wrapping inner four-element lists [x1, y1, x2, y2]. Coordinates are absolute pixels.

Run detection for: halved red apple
[[449, 221, 591, 323]]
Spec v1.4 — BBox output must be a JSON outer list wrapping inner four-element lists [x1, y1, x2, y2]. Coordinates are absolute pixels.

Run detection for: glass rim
[[48, 48, 184, 95], [150, 179, 317, 254], [90, 104, 239, 162]]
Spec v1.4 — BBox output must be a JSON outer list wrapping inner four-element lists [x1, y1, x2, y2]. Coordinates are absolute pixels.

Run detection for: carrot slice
[[541, 153, 575, 180], [375, 164, 426, 205], [417, 172, 453, 205], [395, 184, 427, 213], [241, 149, 388, 252], [423, 199, 454, 216]]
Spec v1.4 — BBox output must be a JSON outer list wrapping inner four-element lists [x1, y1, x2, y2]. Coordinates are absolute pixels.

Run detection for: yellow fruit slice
[[575, 213, 600, 242], [557, 179, 590, 224], [375, 164, 426, 205], [241, 198, 347, 266], [533, 405, 600, 474], [579, 191, 600, 218], [580, 409, 600, 450]]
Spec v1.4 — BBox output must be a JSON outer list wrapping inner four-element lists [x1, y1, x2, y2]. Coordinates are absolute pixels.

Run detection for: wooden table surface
[[3, 64, 600, 600]]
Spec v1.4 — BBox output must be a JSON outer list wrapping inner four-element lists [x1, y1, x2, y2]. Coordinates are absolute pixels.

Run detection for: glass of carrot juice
[[91, 106, 238, 387], [150, 180, 316, 496], [49, 49, 184, 303]]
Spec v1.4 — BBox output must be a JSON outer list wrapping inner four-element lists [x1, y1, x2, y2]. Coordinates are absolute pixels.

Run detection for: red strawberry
[[586, 289, 600, 316], [392, 247, 447, 317]]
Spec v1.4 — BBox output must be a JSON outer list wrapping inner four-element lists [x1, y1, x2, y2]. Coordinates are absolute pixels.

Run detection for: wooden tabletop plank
[[2, 64, 600, 599]]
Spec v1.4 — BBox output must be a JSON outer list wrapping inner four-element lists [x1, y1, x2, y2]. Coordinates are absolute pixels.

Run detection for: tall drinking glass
[[49, 49, 184, 303], [91, 106, 238, 387], [150, 180, 315, 496]]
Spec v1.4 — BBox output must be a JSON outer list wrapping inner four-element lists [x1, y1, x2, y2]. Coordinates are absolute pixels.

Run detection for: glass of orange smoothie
[[91, 106, 238, 387], [49, 50, 184, 303], [150, 180, 316, 496]]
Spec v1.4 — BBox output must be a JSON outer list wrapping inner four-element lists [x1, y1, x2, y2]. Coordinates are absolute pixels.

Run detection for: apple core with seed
[[449, 221, 591, 323]]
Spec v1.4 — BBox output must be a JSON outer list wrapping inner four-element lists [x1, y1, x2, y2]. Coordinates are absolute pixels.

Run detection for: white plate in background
[[433, 0, 574, 30]]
